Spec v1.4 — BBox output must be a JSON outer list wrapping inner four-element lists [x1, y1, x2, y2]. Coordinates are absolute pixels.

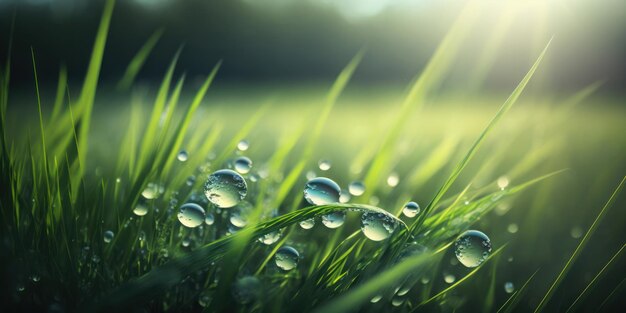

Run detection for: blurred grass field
[[1, 0, 625, 312]]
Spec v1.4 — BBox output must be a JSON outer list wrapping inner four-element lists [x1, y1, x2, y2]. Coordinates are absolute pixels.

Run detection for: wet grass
[[1, 0, 625, 312]]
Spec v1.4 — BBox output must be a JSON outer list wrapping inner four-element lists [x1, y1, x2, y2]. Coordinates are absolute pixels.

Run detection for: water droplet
[[396, 287, 410, 296], [361, 212, 398, 241], [133, 203, 149, 216], [177, 203, 206, 228], [182, 238, 191, 247], [339, 191, 351, 203], [504, 281, 515, 293], [258, 230, 282, 245], [387, 172, 399, 187], [570, 226, 583, 239], [229, 205, 250, 228], [232, 276, 261, 304], [177, 150, 189, 162], [198, 293, 211, 307], [303, 177, 341, 205], [444, 273, 456, 284], [116, 177, 121, 183], [420, 277, 430, 284], [204, 169, 248, 208], [205, 213, 215, 225], [305, 170, 317, 180], [322, 211, 345, 229], [497, 176, 509, 190], [234, 156, 253, 174], [237, 140, 249, 151], [16, 284, 25, 292], [103, 230, 114, 243], [299, 218, 315, 230], [275, 246, 299, 271], [318, 159, 332, 171], [507, 223, 518, 234], [30, 274, 41, 283], [454, 230, 492, 268], [369, 196, 380, 206], [138, 231, 146, 241], [348, 181, 365, 196], [160, 248, 169, 258], [402, 201, 420, 218], [370, 295, 382, 303], [141, 182, 162, 199], [186, 175, 196, 186], [391, 298, 404, 307]]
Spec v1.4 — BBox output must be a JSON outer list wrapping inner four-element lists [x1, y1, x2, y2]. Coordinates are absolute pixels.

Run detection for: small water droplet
[[299, 218, 315, 230], [387, 172, 399, 187], [177, 203, 206, 228], [258, 230, 282, 245], [402, 201, 420, 218], [322, 211, 345, 229], [205, 213, 215, 225], [133, 203, 149, 216], [370, 295, 382, 303], [237, 140, 249, 151], [303, 177, 341, 205], [318, 159, 332, 171], [198, 293, 211, 307], [103, 230, 114, 243], [141, 182, 162, 199], [234, 156, 253, 174], [504, 281, 515, 293], [570, 226, 583, 239], [275, 246, 299, 271], [444, 273, 456, 284], [497, 176, 510, 189], [348, 181, 365, 196], [507, 223, 518, 234], [204, 169, 247, 208], [177, 150, 189, 162]]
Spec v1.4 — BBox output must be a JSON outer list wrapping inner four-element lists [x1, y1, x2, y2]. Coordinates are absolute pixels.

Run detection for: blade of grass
[[565, 243, 626, 312], [534, 176, 626, 313], [117, 28, 164, 90]]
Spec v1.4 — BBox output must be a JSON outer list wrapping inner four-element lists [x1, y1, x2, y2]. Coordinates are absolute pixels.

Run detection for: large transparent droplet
[[133, 203, 149, 216], [177, 203, 206, 228], [204, 169, 247, 208], [303, 177, 340, 205], [454, 230, 492, 268]]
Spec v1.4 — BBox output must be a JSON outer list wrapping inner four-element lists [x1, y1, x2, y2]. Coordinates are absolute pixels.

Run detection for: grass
[[1, 0, 625, 312]]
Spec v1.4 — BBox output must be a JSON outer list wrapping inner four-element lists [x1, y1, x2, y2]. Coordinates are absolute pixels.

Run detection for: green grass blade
[[566, 243, 626, 312], [534, 176, 626, 313], [117, 28, 164, 90], [410, 37, 553, 233], [497, 269, 540, 313]]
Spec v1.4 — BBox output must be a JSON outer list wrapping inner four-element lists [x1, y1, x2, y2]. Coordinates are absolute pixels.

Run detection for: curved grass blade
[[534, 176, 626, 313], [410, 37, 553, 234]]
